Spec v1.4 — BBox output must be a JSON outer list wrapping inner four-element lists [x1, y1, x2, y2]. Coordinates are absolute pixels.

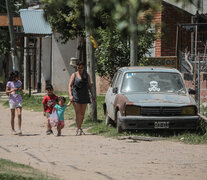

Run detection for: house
[[147, 0, 207, 57], [19, 9, 77, 93], [1, 5, 108, 94], [142, 0, 207, 104], [19, 8, 109, 94]]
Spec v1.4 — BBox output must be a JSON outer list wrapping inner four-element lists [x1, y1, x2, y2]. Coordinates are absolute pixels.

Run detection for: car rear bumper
[[118, 116, 200, 130]]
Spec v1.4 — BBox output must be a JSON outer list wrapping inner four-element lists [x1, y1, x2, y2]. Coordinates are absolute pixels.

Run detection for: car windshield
[[121, 72, 186, 94]]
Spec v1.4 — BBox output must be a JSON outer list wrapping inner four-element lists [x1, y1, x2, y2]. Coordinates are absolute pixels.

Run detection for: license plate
[[154, 121, 169, 129]]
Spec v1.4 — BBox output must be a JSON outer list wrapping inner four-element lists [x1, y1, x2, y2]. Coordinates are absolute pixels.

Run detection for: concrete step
[[0, 91, 6, 95], [0, 91, 9, 101]]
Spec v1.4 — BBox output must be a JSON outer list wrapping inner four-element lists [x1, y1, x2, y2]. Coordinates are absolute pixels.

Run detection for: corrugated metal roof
[[19, 9, 52, 34]]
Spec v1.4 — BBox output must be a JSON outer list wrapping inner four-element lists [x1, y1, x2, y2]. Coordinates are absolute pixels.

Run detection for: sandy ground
[[0, 103, 207, 180]]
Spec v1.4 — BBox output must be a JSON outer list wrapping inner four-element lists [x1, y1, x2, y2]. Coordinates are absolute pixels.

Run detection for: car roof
[[119, 66, 180, 74]]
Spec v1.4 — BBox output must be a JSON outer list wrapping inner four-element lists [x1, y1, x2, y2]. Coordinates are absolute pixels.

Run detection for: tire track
[[0, 145, 11, 153]]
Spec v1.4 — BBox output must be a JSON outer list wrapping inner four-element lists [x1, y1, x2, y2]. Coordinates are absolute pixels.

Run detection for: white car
[[103, 66, 199, 133]]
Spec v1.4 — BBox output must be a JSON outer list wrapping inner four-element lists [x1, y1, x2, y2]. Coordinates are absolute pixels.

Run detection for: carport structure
[[19, 9, 52, 95]]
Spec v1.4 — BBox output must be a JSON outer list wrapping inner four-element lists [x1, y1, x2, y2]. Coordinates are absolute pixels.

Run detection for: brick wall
[[161, 1, 192, 56], [96, 75, 110, 95], [151, 10, 162, 57], [150, 1, 192, 57]]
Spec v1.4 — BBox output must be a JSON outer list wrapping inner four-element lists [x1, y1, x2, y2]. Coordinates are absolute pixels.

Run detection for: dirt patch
[[0, 103, 207, 180]]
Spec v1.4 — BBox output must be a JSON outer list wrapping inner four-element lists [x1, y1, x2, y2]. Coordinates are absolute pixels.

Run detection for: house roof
[[164, 0, 207, 15], [19, 9, 52, 35]]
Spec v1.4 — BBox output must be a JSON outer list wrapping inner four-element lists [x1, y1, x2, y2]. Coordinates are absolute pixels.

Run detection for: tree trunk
[[129, 3, 138, 66], [5, 0, 19, 71], [84, 0, 97, 121]]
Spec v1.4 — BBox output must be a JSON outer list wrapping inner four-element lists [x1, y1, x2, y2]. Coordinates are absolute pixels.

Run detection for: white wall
[[51, 33, 77, 92]]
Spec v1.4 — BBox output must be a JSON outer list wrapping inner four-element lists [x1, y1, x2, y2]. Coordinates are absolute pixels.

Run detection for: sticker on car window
[[148, 81, 160, 92], [126, 73, 132, 78]]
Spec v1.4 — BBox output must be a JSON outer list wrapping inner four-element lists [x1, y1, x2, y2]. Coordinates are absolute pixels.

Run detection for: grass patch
[[83, 119, 118, 137], [2, 94, 44, 112], [82, 96, 207, 144], [172, 131, 207, 144], [0, 158, 58, 180], [54, 91, 68, 97], [83, 118, 207, 144]]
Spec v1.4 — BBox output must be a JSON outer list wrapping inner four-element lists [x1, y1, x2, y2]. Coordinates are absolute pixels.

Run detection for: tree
[[0, 0, 26, 57], [42, 0, 84, 43], [0, 0, 26, 80], [95, 24, 156, 81], [42, 0, 113, 64], [41, 0, 202, 77], [42, 0, 113, 121], [42, 0, 113, 43]]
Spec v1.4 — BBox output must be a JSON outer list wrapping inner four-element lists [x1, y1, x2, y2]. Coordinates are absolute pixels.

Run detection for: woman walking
[[68, 61, 95, 135]]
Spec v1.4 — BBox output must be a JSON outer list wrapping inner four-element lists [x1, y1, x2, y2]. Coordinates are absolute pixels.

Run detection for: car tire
[[116, 111, 123, 133]]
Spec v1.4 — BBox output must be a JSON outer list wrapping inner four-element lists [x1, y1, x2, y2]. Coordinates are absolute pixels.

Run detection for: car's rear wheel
[[116, 111, 123, 133]]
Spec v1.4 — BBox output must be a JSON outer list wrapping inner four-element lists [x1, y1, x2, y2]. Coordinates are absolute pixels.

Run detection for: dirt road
[[0, 103, 207, 180]]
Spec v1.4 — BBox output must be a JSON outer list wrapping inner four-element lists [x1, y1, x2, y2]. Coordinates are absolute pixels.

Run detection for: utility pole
[[129, 3, 138, 66], [84, 0, 97, 121], [5, 0, 19, 71]]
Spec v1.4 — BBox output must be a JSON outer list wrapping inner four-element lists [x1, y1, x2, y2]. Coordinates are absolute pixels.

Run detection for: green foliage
[[94, 27, 130, 80], [174, 131, 207, 144], [0, 28, 10, 56], [95, 25, 156, 80], [93, 0, 161, 33], [0, 0, 27, 14], [41, 0, 85, 42], [41, 0, 157, 80], [0, 0, 27, 56], [41, 0, 114, 43]]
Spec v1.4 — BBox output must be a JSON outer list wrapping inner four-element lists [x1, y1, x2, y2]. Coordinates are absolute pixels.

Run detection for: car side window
[[114, 72, 122, 88], [112, 73, 118, 88], [112, 72, 121, 88]]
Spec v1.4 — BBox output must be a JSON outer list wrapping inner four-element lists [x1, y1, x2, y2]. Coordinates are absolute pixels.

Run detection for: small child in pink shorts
[[54, 96, 71, 136]]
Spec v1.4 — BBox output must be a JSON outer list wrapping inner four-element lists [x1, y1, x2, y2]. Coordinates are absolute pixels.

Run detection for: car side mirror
[[188, 88, 196, 95], [113, 87, 118, 94]]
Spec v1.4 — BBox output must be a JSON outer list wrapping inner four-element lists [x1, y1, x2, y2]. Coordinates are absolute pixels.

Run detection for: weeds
[[0, 159, 58, 180]]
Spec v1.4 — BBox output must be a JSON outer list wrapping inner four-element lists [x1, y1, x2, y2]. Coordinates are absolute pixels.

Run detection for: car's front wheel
[[116, 111, 123, 133]]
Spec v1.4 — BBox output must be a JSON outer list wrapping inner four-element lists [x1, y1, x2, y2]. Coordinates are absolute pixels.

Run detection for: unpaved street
[[0, 103, 207, 180]]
